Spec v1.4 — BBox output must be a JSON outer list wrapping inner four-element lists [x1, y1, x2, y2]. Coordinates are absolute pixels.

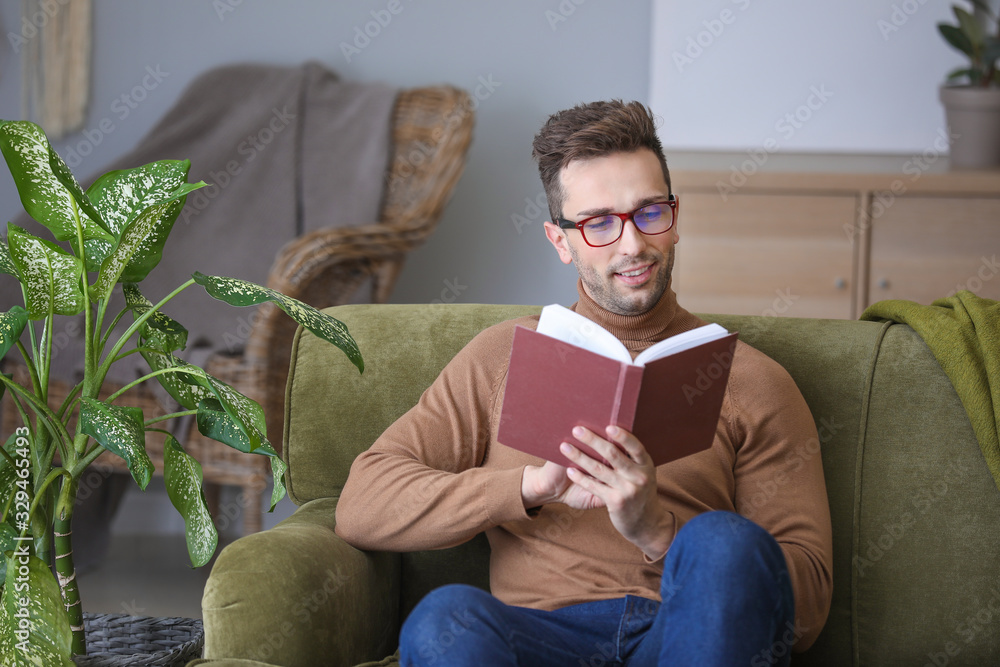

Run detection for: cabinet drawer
[[674, 193, 857, 318], [869, 197, 1000, 306]]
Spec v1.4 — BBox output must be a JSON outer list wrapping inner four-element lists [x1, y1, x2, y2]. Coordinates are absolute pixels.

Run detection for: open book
[[497, 304, 738, 468]]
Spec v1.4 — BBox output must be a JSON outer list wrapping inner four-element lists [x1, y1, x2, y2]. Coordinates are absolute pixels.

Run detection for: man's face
[[543, 148, 678, 316]]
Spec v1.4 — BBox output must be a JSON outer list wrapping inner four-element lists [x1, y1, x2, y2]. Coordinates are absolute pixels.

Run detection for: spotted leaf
[[122, 283, 188, 354], [196, 398, 286, 510], [163, 435, 218, 567], [79, 399, 152, 490], [84, 162, 205, 273], [6, 225, 85, 320], [0, 551, 73, 666], [192, 273, 363, 373], [0, 120, 111, 243], [0, 307, 28, 359]]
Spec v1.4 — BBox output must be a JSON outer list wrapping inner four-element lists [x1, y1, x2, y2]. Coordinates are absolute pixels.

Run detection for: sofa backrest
[[284, 304, 1000, 666]]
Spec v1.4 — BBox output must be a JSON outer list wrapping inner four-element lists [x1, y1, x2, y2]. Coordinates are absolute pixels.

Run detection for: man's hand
[[520, 425, 672, 560]]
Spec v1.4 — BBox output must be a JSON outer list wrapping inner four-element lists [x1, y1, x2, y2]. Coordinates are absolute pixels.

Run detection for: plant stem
[[53, 476, 85, 656], [96, 278, 196, 390], [145, 409, 198, 427]]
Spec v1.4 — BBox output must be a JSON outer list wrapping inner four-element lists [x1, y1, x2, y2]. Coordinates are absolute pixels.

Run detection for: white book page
[[536, 304, 632, 364], [633, 323, 729, 366]]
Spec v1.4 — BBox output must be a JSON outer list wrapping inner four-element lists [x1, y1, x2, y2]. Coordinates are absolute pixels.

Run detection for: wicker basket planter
[[72, 614, 203, 667]]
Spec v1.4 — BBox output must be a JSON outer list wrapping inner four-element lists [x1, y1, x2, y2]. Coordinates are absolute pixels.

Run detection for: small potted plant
[[938, 0, 1000, 168], [0, 120, 364, 664]]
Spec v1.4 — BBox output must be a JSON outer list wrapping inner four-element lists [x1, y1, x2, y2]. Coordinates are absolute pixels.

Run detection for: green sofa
[[190, 303, 1000, 667]]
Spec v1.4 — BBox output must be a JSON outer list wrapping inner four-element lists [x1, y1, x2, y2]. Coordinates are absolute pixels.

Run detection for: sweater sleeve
[[726, 343, 834, 652], [335, 322, 532, 552]]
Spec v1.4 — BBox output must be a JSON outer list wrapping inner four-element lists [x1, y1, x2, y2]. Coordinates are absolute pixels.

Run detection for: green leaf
[[0, 524, 18, 581], [196, 398, 286, 511], [79, 399, 153, 490], [940, 23, 976, 57], [0, 307, 28, 358], [970, 0, 997, 19], [955, 6, 984, 49], [0, 121, 110, 243], [89, 186, 197, 301], [0, 236, 18, 278], [0, 550, 73, 666], [162, 435, 218, 567], [47, 141, 110, 235], [192, 273, 364, 373], [84, 161, 206, 272], [195, 397, 274, 456], [269, 455, 288, 511], [123, 283, 188, 353], [6, 225, 85, 320], [137, 351, 212, 411], [947, 66, 979, 81]]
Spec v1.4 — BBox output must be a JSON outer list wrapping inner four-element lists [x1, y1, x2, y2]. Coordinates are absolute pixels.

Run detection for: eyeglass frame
[[555, 195, 679, 248]]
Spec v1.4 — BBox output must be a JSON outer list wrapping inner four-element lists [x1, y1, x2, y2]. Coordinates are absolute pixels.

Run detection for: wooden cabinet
[[670, 156, 1000, 319]]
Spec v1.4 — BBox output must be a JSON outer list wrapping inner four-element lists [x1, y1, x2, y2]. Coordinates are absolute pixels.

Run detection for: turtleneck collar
[[569, 278, 704, 355]]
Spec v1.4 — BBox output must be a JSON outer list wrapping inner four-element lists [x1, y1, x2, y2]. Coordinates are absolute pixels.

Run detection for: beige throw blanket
[[3, 60, 397, 384]]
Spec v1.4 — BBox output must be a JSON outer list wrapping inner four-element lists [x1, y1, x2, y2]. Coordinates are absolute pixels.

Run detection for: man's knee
[[674, 511, 784, 572], [399, 585, 492, 657]]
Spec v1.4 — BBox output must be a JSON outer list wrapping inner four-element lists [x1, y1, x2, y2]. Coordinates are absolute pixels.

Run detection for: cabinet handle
[[877, 278, 890, 290], [833, 277, 847, 290]]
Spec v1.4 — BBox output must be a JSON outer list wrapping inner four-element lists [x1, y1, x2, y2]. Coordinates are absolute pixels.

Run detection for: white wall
[[650, 0, 967, 153]]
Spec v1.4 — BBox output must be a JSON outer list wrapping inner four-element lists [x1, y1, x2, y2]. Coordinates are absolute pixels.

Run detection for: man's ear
[[543, 221, 574, 265]]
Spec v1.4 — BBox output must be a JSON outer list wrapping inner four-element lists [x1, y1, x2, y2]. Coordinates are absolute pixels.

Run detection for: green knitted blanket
[[860, 290, 1000, 493]]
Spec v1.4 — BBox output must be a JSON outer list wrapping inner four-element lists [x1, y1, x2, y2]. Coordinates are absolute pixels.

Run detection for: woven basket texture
[[72, 613, 203, 666]]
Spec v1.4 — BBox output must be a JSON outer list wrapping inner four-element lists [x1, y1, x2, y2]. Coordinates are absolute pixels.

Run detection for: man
[[335, 100, 833, 666]]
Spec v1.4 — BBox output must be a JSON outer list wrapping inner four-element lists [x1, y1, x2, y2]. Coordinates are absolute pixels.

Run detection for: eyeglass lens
[[582, 202, 674, 246]]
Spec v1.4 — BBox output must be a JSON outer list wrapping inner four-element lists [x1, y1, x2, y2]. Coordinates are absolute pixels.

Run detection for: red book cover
[[497, 323, 738, 468]]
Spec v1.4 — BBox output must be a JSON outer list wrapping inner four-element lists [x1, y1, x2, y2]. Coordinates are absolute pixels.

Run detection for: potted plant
[[938, 0, 1000, 168], [0, 120, 364, 664]]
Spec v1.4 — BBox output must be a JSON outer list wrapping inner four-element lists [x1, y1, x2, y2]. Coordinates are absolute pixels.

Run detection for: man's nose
[[617, 218, 648, 253]]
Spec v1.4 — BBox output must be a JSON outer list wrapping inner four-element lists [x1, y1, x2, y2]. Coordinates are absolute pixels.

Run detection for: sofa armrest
[[201, 497, 400, 667]]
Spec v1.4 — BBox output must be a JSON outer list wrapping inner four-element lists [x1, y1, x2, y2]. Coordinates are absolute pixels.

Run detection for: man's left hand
[[560, 425, 672, 560]]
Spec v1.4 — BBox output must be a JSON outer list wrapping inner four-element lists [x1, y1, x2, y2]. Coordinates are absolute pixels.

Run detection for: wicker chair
[[185, 85, 476, 534], [0, 85, 475, 536]]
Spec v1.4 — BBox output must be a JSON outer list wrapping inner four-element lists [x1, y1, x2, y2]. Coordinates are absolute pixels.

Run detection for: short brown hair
[[531, 100, 671, 221]]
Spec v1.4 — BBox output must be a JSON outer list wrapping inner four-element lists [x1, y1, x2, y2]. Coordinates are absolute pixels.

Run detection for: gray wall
[[0, 0, 652, 534], [1, 0, 652, 312]]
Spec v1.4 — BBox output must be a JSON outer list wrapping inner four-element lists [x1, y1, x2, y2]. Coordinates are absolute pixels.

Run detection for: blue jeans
[[399, 511, 795, 666]]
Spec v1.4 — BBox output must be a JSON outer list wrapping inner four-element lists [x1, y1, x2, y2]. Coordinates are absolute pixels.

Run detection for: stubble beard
[[570, 244, 675, 316]]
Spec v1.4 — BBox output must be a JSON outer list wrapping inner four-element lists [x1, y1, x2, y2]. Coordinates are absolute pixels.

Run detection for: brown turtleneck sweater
[[335, 281, 833, 650]]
